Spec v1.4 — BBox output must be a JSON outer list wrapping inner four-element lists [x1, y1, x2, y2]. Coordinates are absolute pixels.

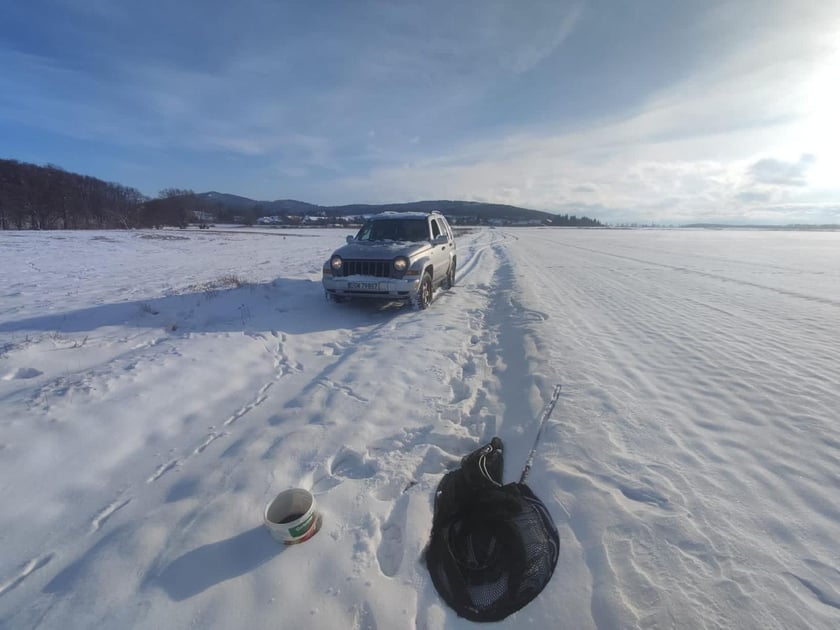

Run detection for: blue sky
[[2, 0, 839, 224]]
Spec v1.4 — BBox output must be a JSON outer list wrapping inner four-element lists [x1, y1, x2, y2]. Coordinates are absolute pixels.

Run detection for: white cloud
[[748, 155, 816, 187], [5, 0, 839, 223], [328, 3, 840, 224]]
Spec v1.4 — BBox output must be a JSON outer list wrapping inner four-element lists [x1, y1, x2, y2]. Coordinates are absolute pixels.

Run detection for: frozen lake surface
[[1, 227, 839, 629]]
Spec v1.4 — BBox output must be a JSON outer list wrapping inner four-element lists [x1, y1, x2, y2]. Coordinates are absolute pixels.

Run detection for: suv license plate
[[348, 282, 380, 290]]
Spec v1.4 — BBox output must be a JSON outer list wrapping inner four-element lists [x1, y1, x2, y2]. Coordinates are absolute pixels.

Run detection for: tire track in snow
[[258, 230, 519, 619], [343, 229, 562, 615], [472, 241, 555, 464], [450, 227, 507, 286], [432, 230, 554, 454]]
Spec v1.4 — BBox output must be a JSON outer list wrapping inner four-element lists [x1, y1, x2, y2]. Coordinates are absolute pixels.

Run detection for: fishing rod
[[519, 383, 562, 484]]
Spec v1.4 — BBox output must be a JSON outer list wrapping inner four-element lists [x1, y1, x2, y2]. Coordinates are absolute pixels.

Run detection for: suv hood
[[332, 240, 431, 260]]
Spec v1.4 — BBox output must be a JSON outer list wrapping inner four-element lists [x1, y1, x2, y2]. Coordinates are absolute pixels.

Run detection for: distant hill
[[198, 192, 319, 214], [196, 192, 600, 226], [682, 223, 840, 230], [324, 200, 552, 221]]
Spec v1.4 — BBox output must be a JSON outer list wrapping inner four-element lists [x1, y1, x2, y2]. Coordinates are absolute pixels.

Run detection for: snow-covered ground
[[1, 226, 839, 629]]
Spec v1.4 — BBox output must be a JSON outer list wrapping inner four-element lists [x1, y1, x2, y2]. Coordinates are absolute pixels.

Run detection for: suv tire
[[413, 272, 433, 310]]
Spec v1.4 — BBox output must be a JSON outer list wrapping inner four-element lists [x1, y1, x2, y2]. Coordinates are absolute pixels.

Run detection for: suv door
[[440, 217, 455, 282], [429, 218, 451, 285]]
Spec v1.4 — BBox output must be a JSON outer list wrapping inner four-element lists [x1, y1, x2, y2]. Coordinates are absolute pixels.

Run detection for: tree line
[[1, 157, 604, 230], [0, 159, 198, 230], [544, 214, 602, 227]]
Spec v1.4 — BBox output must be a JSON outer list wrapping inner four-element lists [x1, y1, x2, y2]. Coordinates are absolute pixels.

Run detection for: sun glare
[[796, 39, 840, 187]]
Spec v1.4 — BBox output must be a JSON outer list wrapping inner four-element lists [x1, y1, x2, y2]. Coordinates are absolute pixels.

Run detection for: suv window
[[356, 218, 428, 242], [431, 219, 441, 239]]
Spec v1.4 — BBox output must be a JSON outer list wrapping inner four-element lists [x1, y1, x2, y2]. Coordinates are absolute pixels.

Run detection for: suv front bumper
[[322, 273, 420, 300]]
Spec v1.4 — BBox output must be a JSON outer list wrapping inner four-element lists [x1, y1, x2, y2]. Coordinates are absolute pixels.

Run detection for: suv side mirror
[[433, 235, 448, 245], [346, 235, 355, 243]]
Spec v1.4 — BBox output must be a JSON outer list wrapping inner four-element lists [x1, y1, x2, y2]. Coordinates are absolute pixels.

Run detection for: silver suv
[[322, 211, 456, 309]]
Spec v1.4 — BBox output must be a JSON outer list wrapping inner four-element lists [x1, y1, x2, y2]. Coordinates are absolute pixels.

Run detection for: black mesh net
[[426, 437, 559, 622]]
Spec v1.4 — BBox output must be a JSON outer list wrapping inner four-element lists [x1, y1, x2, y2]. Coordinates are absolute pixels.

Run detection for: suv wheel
[[413, 272, 433, 310]]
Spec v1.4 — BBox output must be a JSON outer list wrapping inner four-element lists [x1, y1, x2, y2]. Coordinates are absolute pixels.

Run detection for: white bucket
[[263, 488, 320, 544]]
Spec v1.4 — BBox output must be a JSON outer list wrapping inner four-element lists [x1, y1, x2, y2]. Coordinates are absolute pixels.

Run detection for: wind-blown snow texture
[[1, 227, 839, 629]]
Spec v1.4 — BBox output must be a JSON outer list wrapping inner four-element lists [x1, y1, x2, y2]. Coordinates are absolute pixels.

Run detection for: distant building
[[192, 210, 215, 222]]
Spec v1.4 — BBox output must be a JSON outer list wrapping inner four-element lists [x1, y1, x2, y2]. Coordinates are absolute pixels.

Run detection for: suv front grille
[[342, 259, 392, 278]]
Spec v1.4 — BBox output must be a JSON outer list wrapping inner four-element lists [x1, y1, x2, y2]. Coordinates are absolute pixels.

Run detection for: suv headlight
[[393, 256, 409, 272], [330, 255, 343, 270]]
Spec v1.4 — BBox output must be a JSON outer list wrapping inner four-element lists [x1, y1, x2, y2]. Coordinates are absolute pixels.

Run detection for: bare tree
[[0, 158, 147, 230]]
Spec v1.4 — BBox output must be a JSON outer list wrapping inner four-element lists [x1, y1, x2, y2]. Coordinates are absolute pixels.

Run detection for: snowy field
[[1, 226, 839, 629]]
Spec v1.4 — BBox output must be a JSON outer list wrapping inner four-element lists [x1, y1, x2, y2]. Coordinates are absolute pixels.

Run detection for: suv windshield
[[355, 218, 429, 242]]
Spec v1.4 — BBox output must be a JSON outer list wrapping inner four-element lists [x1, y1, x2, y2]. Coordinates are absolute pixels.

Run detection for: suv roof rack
[[372, 210, 442, 219]]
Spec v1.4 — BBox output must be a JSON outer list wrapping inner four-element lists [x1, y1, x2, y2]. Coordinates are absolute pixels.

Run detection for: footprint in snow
[[376, 493, 409, 578], [0, 553, 55, 597], [2, 367, 43, 380], [377, 522, 403, 577], [309, 447, 377, 494], [330, 447, 377, 480], [618, 484, 670, 510], [90, 497, 132, 532], [353, 601, 378, 630], [310, 475, 342, 494]]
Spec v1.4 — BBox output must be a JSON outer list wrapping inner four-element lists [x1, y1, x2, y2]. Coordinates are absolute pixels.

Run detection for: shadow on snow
[[146, 527, 285, 601], [0, 278, 409, 337]]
